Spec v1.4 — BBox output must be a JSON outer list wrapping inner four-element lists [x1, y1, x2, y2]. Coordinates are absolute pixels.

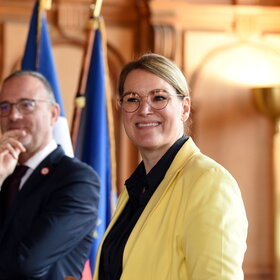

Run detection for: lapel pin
[[40, 167, 50, 175]]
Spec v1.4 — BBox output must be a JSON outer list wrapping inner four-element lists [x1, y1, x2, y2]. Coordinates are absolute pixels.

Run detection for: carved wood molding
[[0, 23, 3, 79], [0, 2, 33, 22], [0, 0, 147, 62], [152, 24, 176, 59], [148, 1, 280, 69], [149, 1, 280, 34], [0, 1, 141, 30]]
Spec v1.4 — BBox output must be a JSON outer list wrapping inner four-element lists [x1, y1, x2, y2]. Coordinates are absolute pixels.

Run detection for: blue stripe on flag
[[21, 0, 73, 156], [75, 29, 112, 273]]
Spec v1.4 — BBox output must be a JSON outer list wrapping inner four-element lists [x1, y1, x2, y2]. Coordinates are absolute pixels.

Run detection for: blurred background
[[0, 0, 280, 279]]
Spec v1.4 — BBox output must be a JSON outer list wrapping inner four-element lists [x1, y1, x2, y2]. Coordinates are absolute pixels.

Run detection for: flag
[[75, 25, 116, 275], [21, 0, 73, 157]]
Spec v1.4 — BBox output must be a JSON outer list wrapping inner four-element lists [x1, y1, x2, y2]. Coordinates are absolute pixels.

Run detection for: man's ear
[[50, 103, 60, 126]]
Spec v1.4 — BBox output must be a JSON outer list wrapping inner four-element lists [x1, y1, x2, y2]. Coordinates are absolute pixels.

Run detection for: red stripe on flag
[[81, 259, 92, 280]]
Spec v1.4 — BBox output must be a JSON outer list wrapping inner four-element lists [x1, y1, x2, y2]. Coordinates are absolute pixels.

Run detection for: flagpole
[[71, 2, 118, 275], [36, 0, 43, 69], [98, 17, 117, 208], [70, 0, 103, 149], [71, 0, 117, 199], [36, 0, 52, 69]]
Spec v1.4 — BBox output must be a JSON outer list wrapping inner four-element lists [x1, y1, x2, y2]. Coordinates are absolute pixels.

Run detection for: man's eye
[[20, 101, 34, 109], [0, 104, 10, 111]]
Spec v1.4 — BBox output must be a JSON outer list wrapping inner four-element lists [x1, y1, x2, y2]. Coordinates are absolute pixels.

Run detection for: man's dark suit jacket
[[0, 146, 100, 280]]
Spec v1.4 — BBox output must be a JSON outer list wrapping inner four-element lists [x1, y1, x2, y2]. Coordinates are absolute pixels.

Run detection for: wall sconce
[[252, 87, 280, 280], [253, 87, 280, 122]]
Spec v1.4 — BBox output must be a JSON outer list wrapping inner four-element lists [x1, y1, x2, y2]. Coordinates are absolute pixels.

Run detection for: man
[[0, 71, 100, 280]]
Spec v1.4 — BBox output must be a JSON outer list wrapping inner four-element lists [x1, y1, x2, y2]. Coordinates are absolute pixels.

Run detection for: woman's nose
[[138, 97, 153, 114]]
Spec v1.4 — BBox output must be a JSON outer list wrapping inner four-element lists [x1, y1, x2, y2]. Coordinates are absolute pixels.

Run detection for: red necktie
[[1, 165, 28, 215]]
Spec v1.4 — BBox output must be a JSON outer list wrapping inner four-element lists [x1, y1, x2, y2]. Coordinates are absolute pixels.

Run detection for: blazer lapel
[[123, 138, 200, 261], [19, 146, 65, 196], [0, 146, 65, 238], [95, 138, 201, 277]]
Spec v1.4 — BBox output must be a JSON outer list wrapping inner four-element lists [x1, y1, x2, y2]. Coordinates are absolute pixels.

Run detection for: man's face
[[0, 75, 59, 160]]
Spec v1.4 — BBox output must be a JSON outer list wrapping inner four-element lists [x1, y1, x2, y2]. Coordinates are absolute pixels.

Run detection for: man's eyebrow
[[0, 98, 34, 103]]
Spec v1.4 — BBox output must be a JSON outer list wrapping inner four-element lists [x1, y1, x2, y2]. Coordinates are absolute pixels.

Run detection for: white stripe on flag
[[53, 116, 74, 157]]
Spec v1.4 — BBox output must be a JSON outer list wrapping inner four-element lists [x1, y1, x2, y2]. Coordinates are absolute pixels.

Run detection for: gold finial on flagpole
[[71, 0, 104, 146], [41, 0, 52, 10], [87, 0, 103, 30], [253, 87, 280, 121], [93, 0, 103, 18]]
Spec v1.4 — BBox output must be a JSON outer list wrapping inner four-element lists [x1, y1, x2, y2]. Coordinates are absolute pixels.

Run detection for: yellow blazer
[[93, 138, 248, 280]]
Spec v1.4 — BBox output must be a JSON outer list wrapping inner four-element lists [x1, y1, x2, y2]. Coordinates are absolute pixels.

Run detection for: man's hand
[[0, 130, 26, 184]]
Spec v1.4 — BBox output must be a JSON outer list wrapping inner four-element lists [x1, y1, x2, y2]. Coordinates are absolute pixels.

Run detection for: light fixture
[[252, 87, 280, 280]]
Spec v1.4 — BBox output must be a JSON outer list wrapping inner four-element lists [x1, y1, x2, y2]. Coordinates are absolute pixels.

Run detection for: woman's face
[[121, 69, 190, 155]]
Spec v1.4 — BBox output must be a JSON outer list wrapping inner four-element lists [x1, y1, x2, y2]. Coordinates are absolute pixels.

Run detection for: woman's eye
[[126, 97, 140, 103], [153, 95, 167, 102]]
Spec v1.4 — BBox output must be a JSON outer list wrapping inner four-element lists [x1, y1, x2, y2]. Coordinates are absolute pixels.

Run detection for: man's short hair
[[3, 70, 56, 103]]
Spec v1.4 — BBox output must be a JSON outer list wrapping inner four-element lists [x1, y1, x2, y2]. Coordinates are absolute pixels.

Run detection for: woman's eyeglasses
[[118, 89, 184, 113]]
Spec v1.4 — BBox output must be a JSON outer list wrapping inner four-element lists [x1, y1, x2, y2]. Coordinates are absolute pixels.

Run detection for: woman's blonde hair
[[118, 53, 190, 97]]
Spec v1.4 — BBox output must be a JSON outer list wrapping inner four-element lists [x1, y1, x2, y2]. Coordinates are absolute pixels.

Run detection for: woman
[[93, 53, 248, 280]]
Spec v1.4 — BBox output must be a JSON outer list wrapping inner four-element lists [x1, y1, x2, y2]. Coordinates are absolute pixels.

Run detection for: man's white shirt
[[19, 139, 57, 190]]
